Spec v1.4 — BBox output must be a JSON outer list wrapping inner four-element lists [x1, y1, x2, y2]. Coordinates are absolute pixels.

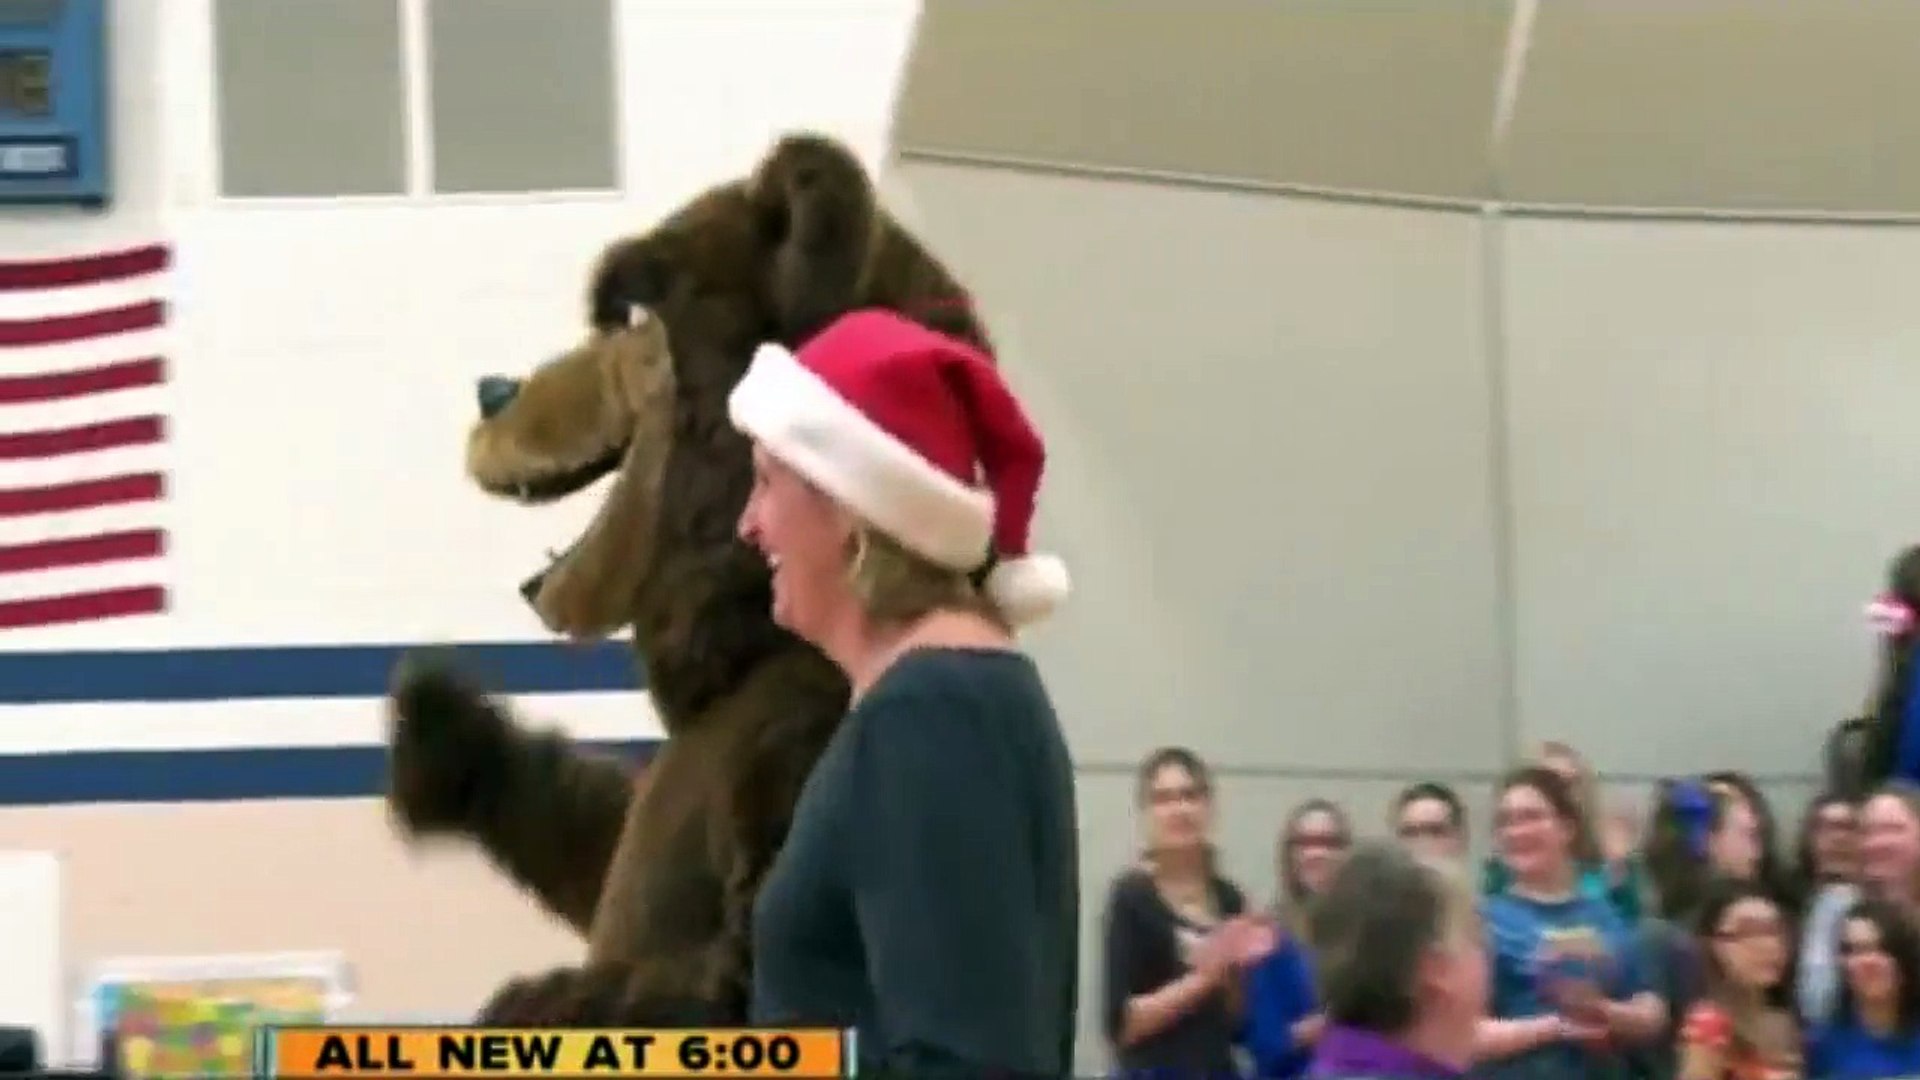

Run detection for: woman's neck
[[831, 608, 1010, 703], [1865, 872, 1920, 911], [1154, 846, 1211, 887], [1721, 981, 1772, 1014], [1511, 862, 1578, 900], [1860, 996, 1900, 1037]]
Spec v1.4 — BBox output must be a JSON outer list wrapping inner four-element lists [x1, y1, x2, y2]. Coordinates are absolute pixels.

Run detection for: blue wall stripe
[[0, 639, 643, 704], [0, 739, 662, 807], [0, 640, 654, 806]]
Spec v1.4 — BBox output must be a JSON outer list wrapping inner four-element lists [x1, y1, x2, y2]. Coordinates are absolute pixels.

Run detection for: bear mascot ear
[[748, 133, 880, 344]]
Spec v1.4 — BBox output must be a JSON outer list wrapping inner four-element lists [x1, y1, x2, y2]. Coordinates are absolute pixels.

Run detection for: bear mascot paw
[[383, 131, 995, 1026]]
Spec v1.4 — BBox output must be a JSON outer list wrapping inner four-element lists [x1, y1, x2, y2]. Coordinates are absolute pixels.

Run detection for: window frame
[[204, 0, 628, 207]]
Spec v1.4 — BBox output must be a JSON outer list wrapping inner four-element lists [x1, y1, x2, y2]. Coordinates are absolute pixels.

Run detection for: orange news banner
[[258, 1027, 852, 1079]]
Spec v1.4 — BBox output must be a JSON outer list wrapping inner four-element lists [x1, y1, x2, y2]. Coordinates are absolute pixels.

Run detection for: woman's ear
[[748, 134, 878, 343]]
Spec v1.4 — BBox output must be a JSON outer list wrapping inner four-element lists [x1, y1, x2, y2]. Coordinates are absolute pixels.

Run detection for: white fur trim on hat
[[729, 342, 995, 570], [985, 552, 1071, 627]]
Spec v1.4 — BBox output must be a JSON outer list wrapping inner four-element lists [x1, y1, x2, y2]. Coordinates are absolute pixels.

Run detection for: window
[[213, 0, 407, 198], [211, 0, 619, 199], [427, 0, 617, 194]]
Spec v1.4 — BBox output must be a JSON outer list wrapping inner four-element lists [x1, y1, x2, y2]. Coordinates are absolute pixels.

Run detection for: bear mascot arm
[[385, 651, 633, 937], [385, 133, 993, 1027]]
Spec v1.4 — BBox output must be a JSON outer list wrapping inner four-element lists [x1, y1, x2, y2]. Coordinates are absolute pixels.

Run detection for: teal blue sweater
[[1479, 856, 1645, 926]]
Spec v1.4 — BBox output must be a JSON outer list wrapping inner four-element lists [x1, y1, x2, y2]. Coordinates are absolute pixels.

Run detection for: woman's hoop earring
[[847, 529, 871, 582]]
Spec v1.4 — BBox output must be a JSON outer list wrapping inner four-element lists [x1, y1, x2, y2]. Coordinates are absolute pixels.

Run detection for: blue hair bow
[[1669, 779, 1715, 860]]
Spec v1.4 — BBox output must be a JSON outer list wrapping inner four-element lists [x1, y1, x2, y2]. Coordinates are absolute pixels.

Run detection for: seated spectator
[[1792, 791, 1861, 1026], [1705, 770, 1795, 910], [1393, 782, 1469, 865], [1631, 906, 1707, 1080], [1475, 766, 1668, 1079], [1649, 778, 1782, 925], [1102, 746, 1275, 1079], [1240, 798, 1350, 1077], [1857, 783, 1920, 915], [1301, 842, 1484, 1079], [1676, 877, 1802, 1080], [1806, 895, 1920, 1078], [1483, 741, 1645, 926]]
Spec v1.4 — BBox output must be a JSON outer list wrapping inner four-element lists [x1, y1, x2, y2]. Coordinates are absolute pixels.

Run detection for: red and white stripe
[[0, 244, 170, 631]]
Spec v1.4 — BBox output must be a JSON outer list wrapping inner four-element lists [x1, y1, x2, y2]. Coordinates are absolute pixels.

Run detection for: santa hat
[[727, 309, 1069, 626]]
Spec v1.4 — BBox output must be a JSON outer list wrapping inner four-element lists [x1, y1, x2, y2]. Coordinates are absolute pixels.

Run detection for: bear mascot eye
[[590, 248, 674, 332]]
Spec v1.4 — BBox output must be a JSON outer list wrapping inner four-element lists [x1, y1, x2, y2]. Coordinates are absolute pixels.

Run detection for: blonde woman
[[1241, 799, 1350, 1078], [730, 309, 1077, 1077]]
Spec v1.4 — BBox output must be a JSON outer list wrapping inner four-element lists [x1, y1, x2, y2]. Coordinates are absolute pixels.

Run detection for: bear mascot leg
[[382, 132, 994, 1025]]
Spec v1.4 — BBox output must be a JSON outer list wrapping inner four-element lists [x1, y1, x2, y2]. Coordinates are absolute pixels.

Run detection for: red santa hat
[[727, 308, 1070, 627]]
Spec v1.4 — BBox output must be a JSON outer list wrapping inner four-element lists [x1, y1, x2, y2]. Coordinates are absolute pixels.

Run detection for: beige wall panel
[[1501, 217, 1920, 779], [1505, 1, 1920, 213], [890, 161, 1510, 775], [896, 0, 1511, 198]]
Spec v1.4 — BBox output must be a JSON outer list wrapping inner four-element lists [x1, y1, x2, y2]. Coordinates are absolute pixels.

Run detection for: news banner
[[250, 1026, 854, 1079]]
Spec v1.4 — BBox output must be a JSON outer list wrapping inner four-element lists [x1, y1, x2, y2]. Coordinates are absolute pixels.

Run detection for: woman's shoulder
[[857, 646, 1051, 727], [851, 646, 1058, 757], [1104, 865, 1159, 908]]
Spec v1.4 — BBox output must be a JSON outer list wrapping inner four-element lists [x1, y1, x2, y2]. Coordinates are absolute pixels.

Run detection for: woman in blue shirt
[[1482, 743, 1646, 927], [1240, 799, 1351, 1077], [1808, 895, 1920, 1078], [1475, 767, 1668, 1080]]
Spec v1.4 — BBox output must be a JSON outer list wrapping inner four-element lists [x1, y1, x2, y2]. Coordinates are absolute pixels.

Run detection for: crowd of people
[[1100, 547, 1920, 1079], [1102, 742, 1920, 1079]]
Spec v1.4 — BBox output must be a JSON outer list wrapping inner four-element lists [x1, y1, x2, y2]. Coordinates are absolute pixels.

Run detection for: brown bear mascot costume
[[382, 133, 994, 1025]]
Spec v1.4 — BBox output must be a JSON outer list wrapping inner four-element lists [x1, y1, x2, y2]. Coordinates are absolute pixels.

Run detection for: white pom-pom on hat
[[985, 552, 1072, 628]]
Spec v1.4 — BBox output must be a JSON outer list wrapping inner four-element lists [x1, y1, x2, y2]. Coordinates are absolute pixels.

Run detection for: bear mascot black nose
[[477, 376, 522, 419]]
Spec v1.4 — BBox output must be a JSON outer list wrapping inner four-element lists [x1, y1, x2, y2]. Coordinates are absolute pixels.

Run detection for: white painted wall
[[0, 0, 925, 1043]]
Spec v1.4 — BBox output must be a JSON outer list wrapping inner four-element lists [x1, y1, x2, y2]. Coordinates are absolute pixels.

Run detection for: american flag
[[0, 243, 169, 631]]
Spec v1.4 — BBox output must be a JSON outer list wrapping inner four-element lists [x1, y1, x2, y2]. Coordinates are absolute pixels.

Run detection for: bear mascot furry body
[[383, 133, 994, 1024]]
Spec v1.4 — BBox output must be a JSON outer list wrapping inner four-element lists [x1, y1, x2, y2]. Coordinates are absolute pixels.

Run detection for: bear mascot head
[[383, 132, 994, 1024]]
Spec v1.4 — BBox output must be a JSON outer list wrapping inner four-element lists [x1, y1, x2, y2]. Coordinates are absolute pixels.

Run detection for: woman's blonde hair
[[1536, 740, 1604, 865], [846, 523, 1003, 627]]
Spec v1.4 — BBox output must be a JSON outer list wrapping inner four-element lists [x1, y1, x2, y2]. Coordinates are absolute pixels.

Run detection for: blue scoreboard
[[0, 0, 109, 208]]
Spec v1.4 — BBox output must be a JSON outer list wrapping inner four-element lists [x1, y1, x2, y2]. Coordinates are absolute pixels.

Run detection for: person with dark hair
[[1703, 771, 1794, 910], [1475, 767, 1668, 1079], [1646, 778, 1785, 926], [1482, 742, 1646, 927], [1860, 544, 1920, 788], [1857, 782, 1920, 914], [1792, 791, 1861, 1026], [1102, 747, 1274, 1077], [1792, 791, 1860, 907], [1240, 799, 1351, 1077], [1674, 877, 1803, 1080], [1299, 841, 1484, 1079], [1806, 895, 1920, 1077], [1393, 782, 1469, 864]]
